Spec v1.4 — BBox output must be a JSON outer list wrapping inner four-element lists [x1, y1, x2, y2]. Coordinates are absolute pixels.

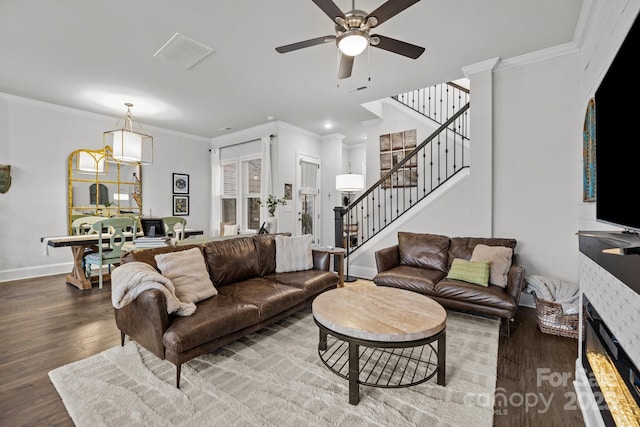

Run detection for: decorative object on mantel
[[173, 195, 189, 216], [380, 129, 417, 189], [103, 103, 153, 164], [0, 164, 12, 194], [172, 173, 189, 194], [583, 97, 596, 202], [260, 194, 286, 233]]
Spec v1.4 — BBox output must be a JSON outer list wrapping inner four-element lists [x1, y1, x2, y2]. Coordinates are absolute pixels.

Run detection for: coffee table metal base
[[315, 319, 446, 405]]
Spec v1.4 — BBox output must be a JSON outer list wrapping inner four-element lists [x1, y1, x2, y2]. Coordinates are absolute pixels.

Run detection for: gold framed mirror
[[67, 147, 142, 233]]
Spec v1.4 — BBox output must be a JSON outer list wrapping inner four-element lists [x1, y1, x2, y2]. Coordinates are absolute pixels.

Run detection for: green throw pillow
[[447, 258, 490, 286]]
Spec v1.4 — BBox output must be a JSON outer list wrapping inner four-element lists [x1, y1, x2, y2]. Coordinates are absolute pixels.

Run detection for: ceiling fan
[[275, 0, 425, 79]]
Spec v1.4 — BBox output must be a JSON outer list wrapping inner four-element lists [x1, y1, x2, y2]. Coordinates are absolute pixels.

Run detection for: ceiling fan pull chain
[[368, 45, 371, 82]]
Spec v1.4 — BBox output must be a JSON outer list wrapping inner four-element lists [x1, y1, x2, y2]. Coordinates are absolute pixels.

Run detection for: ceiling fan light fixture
[[337, 30, 369, 56]]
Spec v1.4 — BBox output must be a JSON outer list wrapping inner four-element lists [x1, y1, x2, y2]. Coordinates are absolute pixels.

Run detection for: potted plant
[[259, 195, 286, 233], [259, 194, 286, 217]]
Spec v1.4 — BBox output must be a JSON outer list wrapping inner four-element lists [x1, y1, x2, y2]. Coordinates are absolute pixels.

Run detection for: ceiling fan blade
[[371, 34, 425, 59], [311, 0, 345, 24], [338, 54, 354, 79], [275, 35, 336, 53], [366, 0, 420, 27]]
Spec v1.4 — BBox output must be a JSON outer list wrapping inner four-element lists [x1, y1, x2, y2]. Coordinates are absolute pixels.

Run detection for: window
[[244, 158, 261, 230], [221, 161, 237, 225]]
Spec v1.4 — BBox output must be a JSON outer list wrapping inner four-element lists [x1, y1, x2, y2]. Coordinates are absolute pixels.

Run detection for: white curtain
[[260, 136, 272, 225], [210, 147, 222, 236]]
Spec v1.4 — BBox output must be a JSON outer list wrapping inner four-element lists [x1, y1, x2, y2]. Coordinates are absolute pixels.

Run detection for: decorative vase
[[266, 217, 278, 234]]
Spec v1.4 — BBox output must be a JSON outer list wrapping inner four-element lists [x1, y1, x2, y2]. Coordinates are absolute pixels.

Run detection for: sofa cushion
[[253, 234, 277, 276], [373, 265, 446, 294], [202, 237, 260, 287], [120, 244, 200, 270], [446, 258, 490, 286], [217, 278, 306, 320], [470, 244, 513, 288], [154, 247, 218, 304], [448, 237, 517, 268], [267, 270, 339, 298], [398, 232, 450, 272], [435, 277, 516, 311], [275, 234, 313, 273], [162, 295, 260, 353]]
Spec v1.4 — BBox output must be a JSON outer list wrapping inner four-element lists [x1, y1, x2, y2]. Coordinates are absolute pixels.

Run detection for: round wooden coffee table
[[312, 285, 447, 405]]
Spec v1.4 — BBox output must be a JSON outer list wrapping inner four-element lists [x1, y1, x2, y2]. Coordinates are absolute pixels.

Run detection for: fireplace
[[582, 296, 640, 426]]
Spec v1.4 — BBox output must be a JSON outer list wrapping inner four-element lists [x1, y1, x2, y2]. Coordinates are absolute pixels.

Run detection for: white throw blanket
[[525, 275, 580, 314], [111, 262, 196, 316]]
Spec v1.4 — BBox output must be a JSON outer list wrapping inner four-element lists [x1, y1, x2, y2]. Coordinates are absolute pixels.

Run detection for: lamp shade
[[336, 173, 365, 192], [111, 130, 142, 162], [104, 103, 154, 164]]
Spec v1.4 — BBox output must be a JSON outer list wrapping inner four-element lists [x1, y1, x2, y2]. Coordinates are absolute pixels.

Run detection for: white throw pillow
[[470, 244, 513, 288], [154, 247, 217, 303], [275, 234, 313, 273]]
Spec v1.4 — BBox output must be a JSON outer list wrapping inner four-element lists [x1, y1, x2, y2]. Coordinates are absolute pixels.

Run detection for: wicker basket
[[532, 293, 582, 339]]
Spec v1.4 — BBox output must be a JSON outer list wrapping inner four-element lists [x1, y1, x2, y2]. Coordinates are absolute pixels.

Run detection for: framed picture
[[284, 183, 292, 200], [173, 195, 189, 216], [379, 129, 418, 188], [583, 98, 596, 202], [172, 173, 189, 194]]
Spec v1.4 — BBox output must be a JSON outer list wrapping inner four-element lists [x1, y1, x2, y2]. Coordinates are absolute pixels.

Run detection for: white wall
[[0, 95, 210, 281], [348, 50, 582, 282]]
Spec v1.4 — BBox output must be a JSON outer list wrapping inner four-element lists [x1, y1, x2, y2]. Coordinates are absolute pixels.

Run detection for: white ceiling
[[0, 0, 583, 144]]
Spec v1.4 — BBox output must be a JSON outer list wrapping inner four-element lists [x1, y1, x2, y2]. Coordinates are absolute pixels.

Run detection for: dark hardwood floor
[[0, 274, 584, 426]]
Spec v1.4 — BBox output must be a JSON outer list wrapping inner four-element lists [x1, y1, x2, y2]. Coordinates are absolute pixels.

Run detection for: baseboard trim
[[0, 263, 72, 283]]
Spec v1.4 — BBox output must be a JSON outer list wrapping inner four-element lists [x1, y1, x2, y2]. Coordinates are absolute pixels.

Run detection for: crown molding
[[462, 57, 501, 77], [494, 43, 579, 72]]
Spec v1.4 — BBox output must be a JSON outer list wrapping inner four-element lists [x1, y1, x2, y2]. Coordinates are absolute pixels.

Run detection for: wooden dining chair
[[71, 216, 106, 235], [84, 217, 136, 289], [163, 216, 187, 240], [71, 215, 107, 276]]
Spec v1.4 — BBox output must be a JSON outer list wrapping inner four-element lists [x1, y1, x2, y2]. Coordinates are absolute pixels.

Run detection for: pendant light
[[104, 103, 153, 164]]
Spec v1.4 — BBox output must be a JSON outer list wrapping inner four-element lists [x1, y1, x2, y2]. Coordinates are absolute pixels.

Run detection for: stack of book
[[134, 236, 171, 248]]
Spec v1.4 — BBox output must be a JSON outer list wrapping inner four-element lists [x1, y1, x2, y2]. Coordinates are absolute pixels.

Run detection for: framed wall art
[[583, 98, 596, 202], [173, 173, 189, 194], [379, 129, 418, 189], [173, 195, 189, 216]]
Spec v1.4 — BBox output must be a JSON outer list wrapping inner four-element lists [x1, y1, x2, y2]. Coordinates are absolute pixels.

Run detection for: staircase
[[336, 82, 470, 256]]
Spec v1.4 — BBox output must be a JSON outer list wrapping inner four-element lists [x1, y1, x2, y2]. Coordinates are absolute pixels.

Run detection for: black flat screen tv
[[595, 11, 640, 233]]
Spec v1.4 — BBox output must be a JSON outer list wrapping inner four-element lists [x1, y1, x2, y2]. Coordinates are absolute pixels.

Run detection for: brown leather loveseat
[[114, 234, 340, 387], [373, 232, 525, 335]]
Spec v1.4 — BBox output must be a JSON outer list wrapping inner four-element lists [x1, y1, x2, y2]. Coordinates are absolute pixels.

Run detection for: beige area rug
[[49, 309, 499, 427]]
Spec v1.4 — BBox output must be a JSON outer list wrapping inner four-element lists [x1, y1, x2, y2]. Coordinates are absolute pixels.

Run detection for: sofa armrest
[[375, 245, 401, 272], [113, 288, 170, 360], [312, 249, 331, 271], [506, 254, 526, 306]]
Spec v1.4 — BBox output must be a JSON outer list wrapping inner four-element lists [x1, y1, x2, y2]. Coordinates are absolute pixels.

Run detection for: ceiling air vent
[[344, 85, 369, 94], [153, 32, 214, 70]]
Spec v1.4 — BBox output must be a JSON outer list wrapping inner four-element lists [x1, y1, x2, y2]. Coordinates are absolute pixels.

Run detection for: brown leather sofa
[[373, 232, 525, 335], [114, 234, 340, 387]]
